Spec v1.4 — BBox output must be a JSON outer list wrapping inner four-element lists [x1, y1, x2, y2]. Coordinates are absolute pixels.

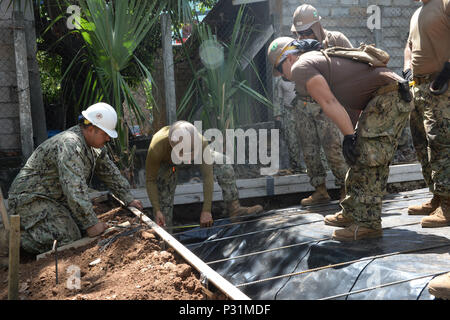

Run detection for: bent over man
[[268, 38, 413, 241], [288, 4, 353, 205], [7, 103, 143, 254], [145, 121, 263, 229]]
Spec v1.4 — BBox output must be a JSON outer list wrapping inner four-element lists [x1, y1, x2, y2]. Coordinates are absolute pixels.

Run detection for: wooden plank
[[36, 236, 99, 261], [13, 11, 34, 160], [127, 206, 251, 300], [239, 24, 274, 70], [8, 215, 20, 300], [123, 163, 425, 208]]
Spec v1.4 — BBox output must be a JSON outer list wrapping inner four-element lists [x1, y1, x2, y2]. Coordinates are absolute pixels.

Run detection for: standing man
[[403, 0, 450, 299], [288, 4, 354, 206], [273, 76, 305, 175], [267, 37, 413, 240], [403, 0, 450, 228], [6, 103, 143, 254], [145, 121, 263, 229]]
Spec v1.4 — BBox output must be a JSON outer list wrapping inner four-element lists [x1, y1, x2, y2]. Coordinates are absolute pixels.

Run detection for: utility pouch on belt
[[429, 62, 450, 96], [398, 80, 412, 102]]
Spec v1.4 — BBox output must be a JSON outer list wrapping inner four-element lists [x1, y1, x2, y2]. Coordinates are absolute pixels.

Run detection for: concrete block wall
[[277, 0, 421, 74]]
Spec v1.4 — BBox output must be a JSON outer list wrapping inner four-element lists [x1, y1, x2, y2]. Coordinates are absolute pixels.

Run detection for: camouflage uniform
[[7, 125, 134, 254], [340, 91, 414, 229], [274, 78, 304, 172], [410, 81, 450, 196], [156, 151, 239, 227], [393, 125, 416, 163], [293, 96, 349, 188]]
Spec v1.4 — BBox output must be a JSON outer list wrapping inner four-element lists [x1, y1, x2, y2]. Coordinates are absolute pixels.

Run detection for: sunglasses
[[296, 29, 314, 37]]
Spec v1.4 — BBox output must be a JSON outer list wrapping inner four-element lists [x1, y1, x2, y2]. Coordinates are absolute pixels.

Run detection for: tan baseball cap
[[291, 4, 321, 32], [267, 36, 296, 77]]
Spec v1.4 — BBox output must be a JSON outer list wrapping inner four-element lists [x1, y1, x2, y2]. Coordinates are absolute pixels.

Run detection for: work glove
[[402, 68, 412, 81], [430, 62, 450, 95], [342, 134, 360, 166]]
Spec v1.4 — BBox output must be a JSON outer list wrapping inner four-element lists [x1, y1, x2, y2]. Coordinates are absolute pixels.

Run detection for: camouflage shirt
[[8, 125, 134, 230]]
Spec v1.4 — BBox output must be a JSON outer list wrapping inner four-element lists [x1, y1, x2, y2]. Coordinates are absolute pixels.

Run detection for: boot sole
[[421, 221, 450, 228], [407, 209, 434, 215], [332, 231, 383, 242], [408, 211, 433, 216]]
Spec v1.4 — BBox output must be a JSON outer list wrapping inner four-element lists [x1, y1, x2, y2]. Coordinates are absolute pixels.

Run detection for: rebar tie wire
[[207, 220, 425, 265], [235, 240, 450, 288], [319, 270, 450, 300]]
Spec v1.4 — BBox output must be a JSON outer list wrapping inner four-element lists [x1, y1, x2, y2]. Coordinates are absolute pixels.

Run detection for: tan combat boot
[[421, 197, 450, 228], [408, 194, 440, 215], [301, 184, 331, 206], [228, 200, 263, 220], [324, 211, 354, 227], [332, 224, 383, 241], [428, 272, 450, 300]]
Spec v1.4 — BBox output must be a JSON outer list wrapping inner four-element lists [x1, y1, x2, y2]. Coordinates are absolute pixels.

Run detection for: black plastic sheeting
[[174, 191, 450, 300]]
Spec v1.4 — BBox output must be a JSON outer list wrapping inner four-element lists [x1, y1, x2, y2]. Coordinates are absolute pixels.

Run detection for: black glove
[[402, 68, 412, 81], [342, 134, 360, 166], [430, 62, 450, 95]]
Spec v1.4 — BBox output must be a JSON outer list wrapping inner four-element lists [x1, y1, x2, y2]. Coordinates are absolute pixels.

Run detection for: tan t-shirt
[[408, 0, 450, 76], [310, 24, 353, 49], [291, 51, 402, 124]]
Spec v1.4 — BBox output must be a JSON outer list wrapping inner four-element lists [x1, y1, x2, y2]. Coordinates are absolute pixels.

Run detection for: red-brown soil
[[0, 199, 208, 300]]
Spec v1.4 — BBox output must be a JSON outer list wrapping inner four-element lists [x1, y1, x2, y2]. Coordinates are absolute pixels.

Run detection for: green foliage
[[62, 0, 164, 179], [36, 49, 62, 106], [178, 5, 273, 133]]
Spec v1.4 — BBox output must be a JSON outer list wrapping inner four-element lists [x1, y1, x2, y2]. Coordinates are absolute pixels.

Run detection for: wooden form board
[[130, 163, 424, 208]]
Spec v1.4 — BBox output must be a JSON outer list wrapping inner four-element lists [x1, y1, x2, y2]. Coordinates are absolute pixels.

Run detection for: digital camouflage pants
[[409, 81, 450, 197], [340, 91, 414, 229], [156, 151, 239, 227], [280, 105, 305, 173], [293, 97, 348, 188], [8, 198, 83, 254]]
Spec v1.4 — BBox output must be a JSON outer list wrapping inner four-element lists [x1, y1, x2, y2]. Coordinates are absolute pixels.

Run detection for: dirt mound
[[0, 202, 207, 300]]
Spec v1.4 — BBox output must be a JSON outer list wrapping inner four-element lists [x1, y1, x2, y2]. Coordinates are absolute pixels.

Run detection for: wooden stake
[[8, 215, 20, 300]]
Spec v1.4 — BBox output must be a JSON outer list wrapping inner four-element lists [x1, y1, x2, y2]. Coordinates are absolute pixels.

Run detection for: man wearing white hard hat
[[5, 102, 143, 254]]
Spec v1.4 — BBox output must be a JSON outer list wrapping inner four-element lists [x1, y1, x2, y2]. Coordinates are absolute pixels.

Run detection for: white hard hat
[[82, 102, 118, 138]]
